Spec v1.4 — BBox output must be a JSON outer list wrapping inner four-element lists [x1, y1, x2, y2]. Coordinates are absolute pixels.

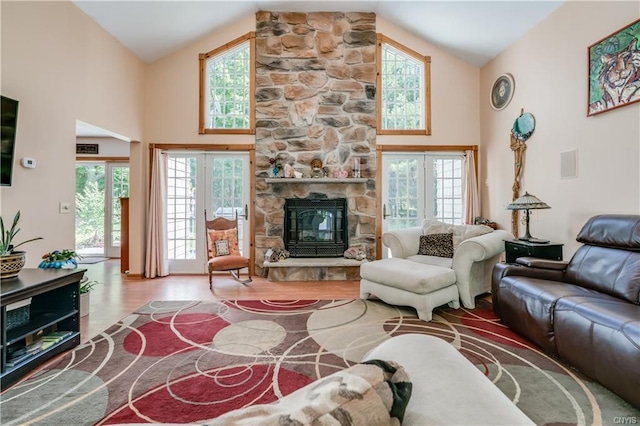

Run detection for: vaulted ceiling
[[72, 1, 565, 67]]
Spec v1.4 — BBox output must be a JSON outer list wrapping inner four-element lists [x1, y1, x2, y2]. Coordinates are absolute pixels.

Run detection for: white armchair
[[382, 220, 511, 309]]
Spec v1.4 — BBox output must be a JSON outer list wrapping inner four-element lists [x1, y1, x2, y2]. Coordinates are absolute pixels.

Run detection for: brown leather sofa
[[492, 214, 640, 408]]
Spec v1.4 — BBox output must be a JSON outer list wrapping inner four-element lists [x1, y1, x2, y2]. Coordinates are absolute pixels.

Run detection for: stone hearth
[[254, 11, 377, 278], [264, 258, 366, 281]]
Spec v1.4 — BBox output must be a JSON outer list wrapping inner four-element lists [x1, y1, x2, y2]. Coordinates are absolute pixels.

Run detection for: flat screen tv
[[1, 95, 19, 186]]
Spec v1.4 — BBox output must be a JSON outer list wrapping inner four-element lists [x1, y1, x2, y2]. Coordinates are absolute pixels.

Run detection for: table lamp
[[506, 192, 550, 243]]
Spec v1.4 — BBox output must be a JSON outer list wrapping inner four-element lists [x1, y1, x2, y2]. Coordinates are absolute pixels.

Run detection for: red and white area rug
[[1, 299, 637, 424]]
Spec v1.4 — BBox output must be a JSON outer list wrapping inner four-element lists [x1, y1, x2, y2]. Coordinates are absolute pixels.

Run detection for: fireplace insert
[[284, 198, 347, 257]]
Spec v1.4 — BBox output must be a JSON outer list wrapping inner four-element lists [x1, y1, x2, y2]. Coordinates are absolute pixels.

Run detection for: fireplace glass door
[[284, 198, 347, 257]]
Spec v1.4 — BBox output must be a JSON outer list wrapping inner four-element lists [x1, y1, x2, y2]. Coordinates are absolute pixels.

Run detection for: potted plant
[[79, 278, 99, 317], [0, 211, 43, 279], [39, 249, 81, 269]]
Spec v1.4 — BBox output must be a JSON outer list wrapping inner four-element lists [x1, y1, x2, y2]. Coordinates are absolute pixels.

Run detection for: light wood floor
[[79, 260, 360, 343]]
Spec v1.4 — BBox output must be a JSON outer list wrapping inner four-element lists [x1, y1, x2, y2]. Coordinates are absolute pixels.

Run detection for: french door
[[381, 153, 464, 258], [166, 152, 250, 273]]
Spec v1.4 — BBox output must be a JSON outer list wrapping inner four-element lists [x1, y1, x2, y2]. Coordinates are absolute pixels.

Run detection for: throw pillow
[[205, 359, 412, 426], [422, 219, 493, 250], [214, 239, 230, 256], [418, 233, 454, 258], [452, 224, 493, 249], [207, 228, 240, 257], [422, 219, 453, 235]]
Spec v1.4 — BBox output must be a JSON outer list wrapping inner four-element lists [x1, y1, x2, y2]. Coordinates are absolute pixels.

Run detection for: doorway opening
[[75, 162, 129, 258]]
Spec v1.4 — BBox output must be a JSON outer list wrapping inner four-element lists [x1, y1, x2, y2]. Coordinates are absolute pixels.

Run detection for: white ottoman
[[360, 258, 460, 321]]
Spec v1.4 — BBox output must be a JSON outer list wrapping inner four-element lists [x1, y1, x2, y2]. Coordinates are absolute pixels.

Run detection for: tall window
[[377, 35, 431, 135], [432, 158, 463, 224], [167, 157, 197, 260], [210, 156, 246, 250], [109, 165, 130, 247], [199, 33, 255, 134], [383, 154, 464, 229]]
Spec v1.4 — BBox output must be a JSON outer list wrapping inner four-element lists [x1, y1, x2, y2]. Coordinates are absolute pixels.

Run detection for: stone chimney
[[254, 11, 377, 276]]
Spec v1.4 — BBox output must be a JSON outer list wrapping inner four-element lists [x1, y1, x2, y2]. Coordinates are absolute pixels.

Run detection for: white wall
[[1, 1, 145, 267], [481, 1, 640, 257]]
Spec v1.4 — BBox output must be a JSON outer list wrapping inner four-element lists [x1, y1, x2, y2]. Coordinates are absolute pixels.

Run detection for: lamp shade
[[506, 192, 550, 243], [506, 192, 550, 210]]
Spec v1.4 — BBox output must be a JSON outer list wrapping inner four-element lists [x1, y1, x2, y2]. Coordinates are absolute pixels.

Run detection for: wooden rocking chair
[[205, 209, 252, 289]]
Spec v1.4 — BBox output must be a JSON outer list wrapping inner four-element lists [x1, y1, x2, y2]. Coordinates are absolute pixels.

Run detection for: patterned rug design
[[1, 299, 638, 425]]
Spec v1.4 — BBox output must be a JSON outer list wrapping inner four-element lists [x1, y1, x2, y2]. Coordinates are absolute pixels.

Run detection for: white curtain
[[464, 150, 480, 224], [145, 148, 169, 278]]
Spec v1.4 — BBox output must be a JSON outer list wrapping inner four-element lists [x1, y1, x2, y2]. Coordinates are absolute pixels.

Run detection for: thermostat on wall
[[21, 157, 36, 169]]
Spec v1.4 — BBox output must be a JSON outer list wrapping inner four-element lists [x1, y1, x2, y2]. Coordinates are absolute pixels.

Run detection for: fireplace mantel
[[265, 178, 368, 184]]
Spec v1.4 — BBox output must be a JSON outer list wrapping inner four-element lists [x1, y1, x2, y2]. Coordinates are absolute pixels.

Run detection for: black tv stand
[[1, 268, 85, 389]]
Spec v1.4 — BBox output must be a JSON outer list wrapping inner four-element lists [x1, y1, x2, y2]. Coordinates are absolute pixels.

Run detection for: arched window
[[199, 33, 255, 134], [377, 35, 431, 135]]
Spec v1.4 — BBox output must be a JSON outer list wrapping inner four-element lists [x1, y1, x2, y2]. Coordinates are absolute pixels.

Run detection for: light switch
[[59, 202, 70, 214]]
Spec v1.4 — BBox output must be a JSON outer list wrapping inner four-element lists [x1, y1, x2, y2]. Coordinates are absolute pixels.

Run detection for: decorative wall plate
[[490, 73, 515, 111], [512, 112, 535, 142]]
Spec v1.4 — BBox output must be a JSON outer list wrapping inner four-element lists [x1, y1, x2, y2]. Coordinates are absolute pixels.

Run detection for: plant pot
[[80, 292, 90, 317], [0, 251, 26, 279], [38, 259, 77, 269]]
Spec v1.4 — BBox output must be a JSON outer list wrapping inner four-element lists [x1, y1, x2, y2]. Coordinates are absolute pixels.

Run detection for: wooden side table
[[505, 240, 563, 264]]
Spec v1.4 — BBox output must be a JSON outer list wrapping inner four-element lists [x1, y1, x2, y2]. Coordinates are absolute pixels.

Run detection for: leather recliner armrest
[[515, 257, 569, 270], [491, 262, 566, 318], [492, 262, 566, 286]]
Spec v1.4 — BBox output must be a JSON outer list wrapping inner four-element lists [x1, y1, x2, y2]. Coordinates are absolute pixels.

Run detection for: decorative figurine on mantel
[[310, 159, 324, 178], [353, 158, 361, 178], [284, 163, 295, 178], [269, 155, 282, 178]]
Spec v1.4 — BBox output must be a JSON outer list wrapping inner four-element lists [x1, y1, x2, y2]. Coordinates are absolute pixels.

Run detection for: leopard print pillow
[[418, 233, 454, 258]]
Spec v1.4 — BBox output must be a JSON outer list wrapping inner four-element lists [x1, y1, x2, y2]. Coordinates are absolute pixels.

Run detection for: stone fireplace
[[254, 11, 377, 278]]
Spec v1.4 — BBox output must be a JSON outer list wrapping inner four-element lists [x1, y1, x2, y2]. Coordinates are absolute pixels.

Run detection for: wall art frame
[[587, 18, 640, 116], [76, 143, 99, 155], [490, 73, 515, 111]]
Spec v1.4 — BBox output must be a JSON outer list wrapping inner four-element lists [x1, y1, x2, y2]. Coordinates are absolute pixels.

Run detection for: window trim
[[376, 34, 431, 136], [199, 32, 256, 135]]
